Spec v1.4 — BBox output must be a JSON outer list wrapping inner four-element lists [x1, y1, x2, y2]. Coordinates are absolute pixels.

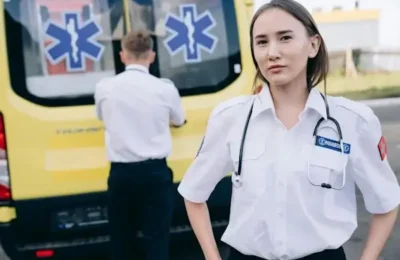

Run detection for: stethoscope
[[233, 92, 348, 190]]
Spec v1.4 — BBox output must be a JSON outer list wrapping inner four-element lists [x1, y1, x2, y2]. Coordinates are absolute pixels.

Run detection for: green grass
[[331, 85, 400, 100], [316, 72, 400, 100]]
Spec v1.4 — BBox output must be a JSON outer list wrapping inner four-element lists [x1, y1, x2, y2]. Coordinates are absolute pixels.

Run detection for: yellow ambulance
[[0, 0, 254, 258]]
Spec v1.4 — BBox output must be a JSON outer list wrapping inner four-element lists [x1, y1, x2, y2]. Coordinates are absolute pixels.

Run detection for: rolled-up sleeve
[[177, 112, 234, 203], [350, 113, 400, 214]]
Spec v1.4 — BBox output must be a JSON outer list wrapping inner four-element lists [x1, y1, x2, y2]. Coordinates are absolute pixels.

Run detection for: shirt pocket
[[304, 143, 349, 190], [228, 139, 267, 199]]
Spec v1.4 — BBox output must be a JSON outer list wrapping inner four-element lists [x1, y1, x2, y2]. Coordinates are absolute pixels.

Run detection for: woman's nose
[[267, 42, 281, 60]]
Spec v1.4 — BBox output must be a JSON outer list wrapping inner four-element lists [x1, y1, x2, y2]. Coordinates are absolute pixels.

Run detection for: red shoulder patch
[[377, 136, 387, 161]]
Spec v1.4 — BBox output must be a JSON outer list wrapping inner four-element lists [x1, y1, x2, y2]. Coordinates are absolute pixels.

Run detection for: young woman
[[177, 1, 400, 259]]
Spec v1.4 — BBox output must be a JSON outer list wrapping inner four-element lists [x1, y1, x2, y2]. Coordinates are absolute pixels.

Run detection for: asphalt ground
[[1, 103, 400, 260]]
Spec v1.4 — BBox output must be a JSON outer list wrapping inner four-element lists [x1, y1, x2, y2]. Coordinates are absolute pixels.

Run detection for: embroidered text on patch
[[315, 136, 351, 154]]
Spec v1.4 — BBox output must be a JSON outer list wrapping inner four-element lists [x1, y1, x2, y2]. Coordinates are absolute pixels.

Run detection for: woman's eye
[[257, 40, 267, 45], [281, 36, 292, 41]]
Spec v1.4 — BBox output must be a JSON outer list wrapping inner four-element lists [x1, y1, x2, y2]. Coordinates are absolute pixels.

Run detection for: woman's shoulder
[[210, 95, 255, 119], [203, 95, 254, 144], [329, 95, 376, 123]]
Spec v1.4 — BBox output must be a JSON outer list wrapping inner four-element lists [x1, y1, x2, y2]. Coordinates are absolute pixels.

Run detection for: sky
[[254, 0, 396, 11], [295, 0, 377, 10], [253, 0, 400, 48]]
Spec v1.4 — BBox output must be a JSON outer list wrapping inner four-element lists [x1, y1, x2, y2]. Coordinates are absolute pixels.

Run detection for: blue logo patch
[[315, 136, 351, 154], [44, 12, 105, 72], [164, 4, 218, 63]]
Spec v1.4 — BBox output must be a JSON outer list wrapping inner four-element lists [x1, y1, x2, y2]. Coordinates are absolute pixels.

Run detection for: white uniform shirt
[[177, 86, 400, 260], [94, 64, 185, 163]]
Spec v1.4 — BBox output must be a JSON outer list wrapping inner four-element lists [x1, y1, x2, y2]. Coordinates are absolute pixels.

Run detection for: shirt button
[[279, 212, 284, 217]]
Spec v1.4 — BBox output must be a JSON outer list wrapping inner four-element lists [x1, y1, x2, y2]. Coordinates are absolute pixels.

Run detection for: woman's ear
[[309, 35, 321, 58]]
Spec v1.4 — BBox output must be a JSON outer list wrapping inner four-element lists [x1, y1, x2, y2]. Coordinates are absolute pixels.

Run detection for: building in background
[[253, 0, 400, 72], [312, 10, 379, 52]]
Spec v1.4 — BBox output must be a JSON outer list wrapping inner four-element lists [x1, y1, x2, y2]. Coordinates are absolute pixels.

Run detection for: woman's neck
[[269, 78, 309, 129], [270, 83, 308, 110]]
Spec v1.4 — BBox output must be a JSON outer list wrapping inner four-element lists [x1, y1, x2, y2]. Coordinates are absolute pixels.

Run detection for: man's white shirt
[[95, 64, 185, 162]]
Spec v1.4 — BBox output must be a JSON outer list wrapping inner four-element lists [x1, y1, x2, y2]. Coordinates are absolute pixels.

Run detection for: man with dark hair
[[95, 30, 186, 260]]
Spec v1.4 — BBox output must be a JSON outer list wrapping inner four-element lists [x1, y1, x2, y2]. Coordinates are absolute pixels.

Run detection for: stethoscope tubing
[[233, 92, 347, 190]]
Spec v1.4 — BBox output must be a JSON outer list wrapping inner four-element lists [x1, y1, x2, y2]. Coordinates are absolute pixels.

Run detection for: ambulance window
[[4, 0, 126, 107], [127, 0, 241, 96]]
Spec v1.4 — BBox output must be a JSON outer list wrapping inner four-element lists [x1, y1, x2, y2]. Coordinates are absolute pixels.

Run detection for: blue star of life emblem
[[164, 4, 218, 63], [44, 12, 105, 72]]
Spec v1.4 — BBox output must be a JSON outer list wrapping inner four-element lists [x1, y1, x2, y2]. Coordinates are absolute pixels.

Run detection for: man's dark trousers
[[107, 158, 173, 260]]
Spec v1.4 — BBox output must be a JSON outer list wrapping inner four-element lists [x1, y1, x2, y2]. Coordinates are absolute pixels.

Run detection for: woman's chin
[[265, 72, 293, 86], [267, 78, 292, 87]]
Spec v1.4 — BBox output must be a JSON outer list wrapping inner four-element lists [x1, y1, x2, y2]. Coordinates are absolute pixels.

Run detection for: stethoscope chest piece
[[232, 173, 242, 188]]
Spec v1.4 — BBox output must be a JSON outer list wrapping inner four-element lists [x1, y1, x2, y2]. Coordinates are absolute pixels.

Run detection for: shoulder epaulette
[[333, 96, 374, 122], [210, 95, 253, 118]]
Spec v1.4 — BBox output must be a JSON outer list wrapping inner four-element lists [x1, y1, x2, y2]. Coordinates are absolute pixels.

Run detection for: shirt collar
[[253, 84, 328, 119], [125, 64, 149, 73], [305, 87, 328, 119]]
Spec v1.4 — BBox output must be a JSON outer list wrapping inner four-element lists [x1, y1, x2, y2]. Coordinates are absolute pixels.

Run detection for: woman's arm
[[349, 112, 400, 260], [177, 100, 245, 259], [185, 200, 222, 260], [360, 207, 399, 260]]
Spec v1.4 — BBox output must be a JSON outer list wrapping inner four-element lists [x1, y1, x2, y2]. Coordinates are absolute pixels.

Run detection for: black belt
[[228, 246, 346, 260], [111, 158, 166, 166]]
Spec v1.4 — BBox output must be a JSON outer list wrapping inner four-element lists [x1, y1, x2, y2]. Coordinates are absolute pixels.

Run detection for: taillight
[[0, 113, 5, 151], [36, 249, 55, 258], [0, 112, 11, 201]]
